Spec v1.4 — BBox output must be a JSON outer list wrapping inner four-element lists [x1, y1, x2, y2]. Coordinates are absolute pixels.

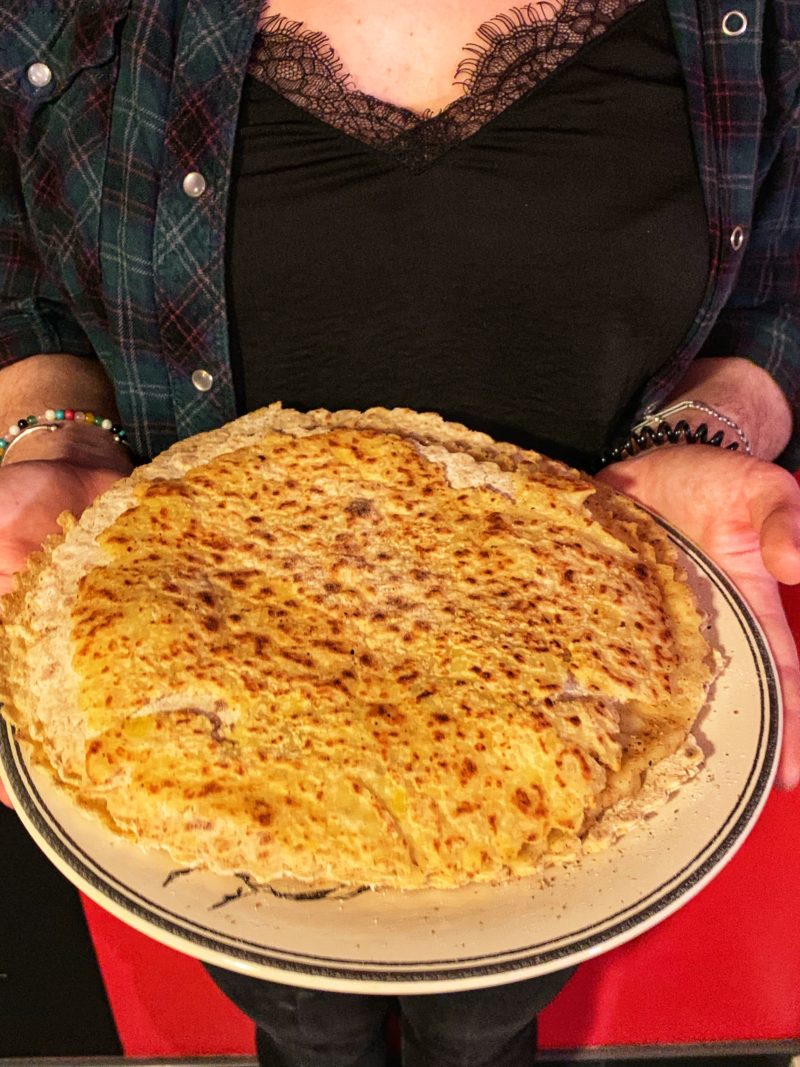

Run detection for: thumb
[[746, 469, 800, 585], [757, 501, 800, 586]]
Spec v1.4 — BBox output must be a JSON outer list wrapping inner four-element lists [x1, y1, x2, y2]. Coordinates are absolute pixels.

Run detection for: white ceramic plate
[[0, 519, 780, 994]]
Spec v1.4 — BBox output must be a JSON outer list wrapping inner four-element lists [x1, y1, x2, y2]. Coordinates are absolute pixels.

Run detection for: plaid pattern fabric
[[1, 0, 799, 464]]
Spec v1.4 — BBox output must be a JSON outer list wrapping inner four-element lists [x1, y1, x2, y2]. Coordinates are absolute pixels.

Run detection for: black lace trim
[[248, 0, 645, 165]]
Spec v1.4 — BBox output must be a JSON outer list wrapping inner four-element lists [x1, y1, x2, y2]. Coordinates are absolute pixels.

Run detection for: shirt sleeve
[[698, 74, 800, 470], [0, 98, 96, 367]]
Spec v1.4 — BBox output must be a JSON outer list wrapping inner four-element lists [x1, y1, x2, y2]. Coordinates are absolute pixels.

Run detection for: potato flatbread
[[0, 405, 712, 889]]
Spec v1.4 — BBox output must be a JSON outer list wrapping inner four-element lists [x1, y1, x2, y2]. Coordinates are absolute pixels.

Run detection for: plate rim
[[0, 519, 781, 990]]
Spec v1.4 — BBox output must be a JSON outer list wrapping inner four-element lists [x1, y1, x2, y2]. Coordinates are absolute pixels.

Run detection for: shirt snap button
[[721, 10, 748, 35], [26, 62, 53, 88], [730, 226, 745, 251], [191, 368, 214, 392], [182, 171, 207, 198]]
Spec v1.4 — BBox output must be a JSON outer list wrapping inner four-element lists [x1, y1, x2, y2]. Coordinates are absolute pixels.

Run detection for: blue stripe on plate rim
[[0, 518, 780, 982]]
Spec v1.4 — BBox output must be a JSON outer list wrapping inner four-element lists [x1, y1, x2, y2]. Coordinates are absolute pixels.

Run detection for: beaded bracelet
[[600, 400, 753, 468], [0, 409, 130, 465]]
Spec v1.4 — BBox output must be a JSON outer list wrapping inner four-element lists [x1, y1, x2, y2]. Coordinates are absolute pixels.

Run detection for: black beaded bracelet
[[600, 419, 741, 468]]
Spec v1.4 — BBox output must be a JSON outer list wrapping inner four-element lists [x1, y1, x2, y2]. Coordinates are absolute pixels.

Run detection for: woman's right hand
[[0, 458, 130, 594], [0, 452, 133, 806], [0, 353, 137, 806]]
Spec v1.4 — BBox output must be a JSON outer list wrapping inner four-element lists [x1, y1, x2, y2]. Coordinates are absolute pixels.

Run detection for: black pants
[[206, 964, 575, 1067]]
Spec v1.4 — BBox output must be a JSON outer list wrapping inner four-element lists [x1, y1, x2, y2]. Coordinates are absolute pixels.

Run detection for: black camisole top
[[226, 0, 709, 470]]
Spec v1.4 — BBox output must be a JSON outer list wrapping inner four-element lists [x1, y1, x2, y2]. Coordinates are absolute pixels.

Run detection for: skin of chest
[[261, 0, 567, 113]]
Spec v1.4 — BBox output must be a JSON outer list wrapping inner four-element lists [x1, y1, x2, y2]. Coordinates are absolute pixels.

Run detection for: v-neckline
[[247, 0, 649, 168]]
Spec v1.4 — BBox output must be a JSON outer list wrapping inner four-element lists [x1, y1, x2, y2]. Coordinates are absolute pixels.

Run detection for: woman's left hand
[[597, 446, 800, 790]]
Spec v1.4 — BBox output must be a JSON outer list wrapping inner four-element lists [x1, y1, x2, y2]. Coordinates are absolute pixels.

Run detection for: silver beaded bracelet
[[601, 400, 753, 467], [634, 401, 752, 454]]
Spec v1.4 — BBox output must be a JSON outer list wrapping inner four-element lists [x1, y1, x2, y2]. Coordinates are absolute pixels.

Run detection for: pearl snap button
[[191, 368, 214, 392], [26, 62, 53, 88], [721, 10, 748, 35], [182, 171, 207, 198], [730, 226, 745, 251]]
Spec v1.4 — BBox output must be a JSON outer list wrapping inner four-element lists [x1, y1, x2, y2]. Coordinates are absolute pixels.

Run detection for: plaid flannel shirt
[[1, 0, 799, 465]]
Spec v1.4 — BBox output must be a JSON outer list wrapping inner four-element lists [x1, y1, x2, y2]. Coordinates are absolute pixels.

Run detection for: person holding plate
[[1, 0, 799, 1064]]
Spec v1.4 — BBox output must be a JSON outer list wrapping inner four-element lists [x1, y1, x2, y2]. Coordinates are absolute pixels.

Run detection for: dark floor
[[540, 1058, 796, 1065], [548, 1060, 797, 1066], [0, 805, 121, 1058]]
